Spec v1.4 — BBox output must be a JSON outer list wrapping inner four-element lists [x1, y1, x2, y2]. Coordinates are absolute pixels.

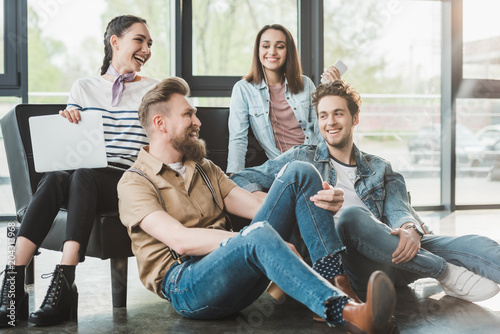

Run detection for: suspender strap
[[195, 164, 223, 212], [195, 163, 233, 232], [128, 168, 166, 209], [126, 168, 182, 264], [126, 163, 233, 263]]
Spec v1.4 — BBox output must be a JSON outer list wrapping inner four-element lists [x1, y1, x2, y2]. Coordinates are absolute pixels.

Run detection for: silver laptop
[[29, 110, 108, 173]]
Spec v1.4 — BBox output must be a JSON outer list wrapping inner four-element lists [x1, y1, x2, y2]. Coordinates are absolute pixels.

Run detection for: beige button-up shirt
[[118, 146, 237, 297]]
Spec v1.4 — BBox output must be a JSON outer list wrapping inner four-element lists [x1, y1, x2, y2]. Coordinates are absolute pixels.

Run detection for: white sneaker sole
[[441, 265, 500, 302]]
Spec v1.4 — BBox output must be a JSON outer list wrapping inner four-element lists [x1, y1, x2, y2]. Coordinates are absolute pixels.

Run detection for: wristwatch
[[405, 223, 424, 237]]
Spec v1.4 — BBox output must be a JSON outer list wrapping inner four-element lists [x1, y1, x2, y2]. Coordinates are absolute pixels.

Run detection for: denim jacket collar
[[353, 145, 376, 178], [314, 141, 376, 178], [313, 141, 331, 162], [254, 77, 289, 92]]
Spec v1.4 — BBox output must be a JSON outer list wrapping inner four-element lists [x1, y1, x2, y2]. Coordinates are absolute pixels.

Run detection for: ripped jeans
[[161, 161, 346, 322]]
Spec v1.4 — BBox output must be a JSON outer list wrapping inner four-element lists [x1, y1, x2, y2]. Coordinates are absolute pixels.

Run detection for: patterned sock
[[325, 296, 349, 325], [312, 253, 343, 279]]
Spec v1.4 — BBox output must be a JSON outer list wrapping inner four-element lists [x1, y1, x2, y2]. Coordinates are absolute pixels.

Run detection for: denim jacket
[[231, 141, 425, 230], [227, 75, 321, 174]]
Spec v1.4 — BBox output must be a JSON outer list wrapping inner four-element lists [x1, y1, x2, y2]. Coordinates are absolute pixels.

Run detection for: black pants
[[18, 167, 124, 262]]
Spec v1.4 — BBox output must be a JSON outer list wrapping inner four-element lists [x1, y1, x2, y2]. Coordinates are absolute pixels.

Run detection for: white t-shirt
[[66, 76, 159, 167], [330, 157, 370, 224], [168, 162, 188, 190]]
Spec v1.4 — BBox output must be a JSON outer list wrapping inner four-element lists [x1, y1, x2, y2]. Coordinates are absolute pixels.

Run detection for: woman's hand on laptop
[[59, 108, 81, 124]]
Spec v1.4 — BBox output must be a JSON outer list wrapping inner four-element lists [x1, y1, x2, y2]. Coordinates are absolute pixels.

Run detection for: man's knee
[[240, 221, 275, 238], [276, 161, 321, 183], [337, 206, 372, 234], [232, 221, 283, 247]]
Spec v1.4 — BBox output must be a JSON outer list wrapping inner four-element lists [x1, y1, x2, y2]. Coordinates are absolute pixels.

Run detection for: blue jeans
[[337, 206, 500, 291], [162, 161, 346, 322]]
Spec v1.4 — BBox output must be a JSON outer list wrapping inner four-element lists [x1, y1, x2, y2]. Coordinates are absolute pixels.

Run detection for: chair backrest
[[12, 104, 67, 193], [196, 107, 267, 171], [1, 104, 66, 217], [1, 105, 267, 216]]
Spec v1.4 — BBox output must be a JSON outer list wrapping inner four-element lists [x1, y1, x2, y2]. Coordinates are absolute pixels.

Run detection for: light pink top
[[269, 83, 305, 153]]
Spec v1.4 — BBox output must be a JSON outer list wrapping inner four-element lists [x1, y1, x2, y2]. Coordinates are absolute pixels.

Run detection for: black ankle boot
[[29, 265, 78, 326], [0, 265, 29, 327]]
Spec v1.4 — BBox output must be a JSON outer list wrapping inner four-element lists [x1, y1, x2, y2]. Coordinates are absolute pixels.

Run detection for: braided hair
[[100, 15, 148, 75]]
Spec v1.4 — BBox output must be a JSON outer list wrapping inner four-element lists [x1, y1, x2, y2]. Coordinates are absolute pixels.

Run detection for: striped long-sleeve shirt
[[66, 76, 159, 167]]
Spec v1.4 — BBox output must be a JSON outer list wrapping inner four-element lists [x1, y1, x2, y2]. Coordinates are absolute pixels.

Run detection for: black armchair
[[1, 104, 268, 307], [1, 104, 132, 307]]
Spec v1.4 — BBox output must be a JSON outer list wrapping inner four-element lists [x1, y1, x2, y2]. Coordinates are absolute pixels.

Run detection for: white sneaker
[[440, 263, 500, 302]]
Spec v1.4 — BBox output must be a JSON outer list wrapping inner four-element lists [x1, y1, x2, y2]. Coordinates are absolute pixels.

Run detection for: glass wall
[[456, 98, 500, 205], [1, 0, 498, 216], [0, 0, 4, 75], [27, 0, 172, 104], [0, 1, 17, 217], [463, 0, 500, 80], [0, 0, 173, 216], [192, 0, 297, 77], [324, 0, 442, 206], [458, 0, 500, 206]]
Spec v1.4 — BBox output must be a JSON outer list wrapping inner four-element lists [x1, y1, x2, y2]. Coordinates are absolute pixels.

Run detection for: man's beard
[[171, 129, 207, 162], [330, 132, 352, 150]]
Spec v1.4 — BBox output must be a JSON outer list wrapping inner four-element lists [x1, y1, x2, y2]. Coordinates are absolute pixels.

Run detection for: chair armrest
[[1, 108, 33, 219]]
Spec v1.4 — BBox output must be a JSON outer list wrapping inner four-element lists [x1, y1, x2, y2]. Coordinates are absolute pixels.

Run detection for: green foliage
[[192, 0, 297, 76], [101, 0, 171, 80], [28, 9, 66, 101], [25, 0, 435, 99]]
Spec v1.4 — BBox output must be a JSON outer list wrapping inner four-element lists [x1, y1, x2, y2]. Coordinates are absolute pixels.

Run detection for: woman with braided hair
[[0, 15, 158, 327]]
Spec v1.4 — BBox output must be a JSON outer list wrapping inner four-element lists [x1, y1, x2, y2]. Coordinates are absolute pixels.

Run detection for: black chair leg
[[110, 257, 128, 307]]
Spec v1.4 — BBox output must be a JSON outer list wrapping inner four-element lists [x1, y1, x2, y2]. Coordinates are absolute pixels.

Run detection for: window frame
[[0, 0, 27, 101], [441, 0, 500, 210], [1, 0, 499, 222], [177, 0, 324, 97]]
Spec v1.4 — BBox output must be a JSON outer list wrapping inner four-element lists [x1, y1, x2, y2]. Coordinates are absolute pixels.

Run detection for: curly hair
[[311, 80, 362, 118]]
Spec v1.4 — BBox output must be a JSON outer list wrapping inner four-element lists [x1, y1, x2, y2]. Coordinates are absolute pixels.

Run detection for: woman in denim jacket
[[227, 24, 340, 174]]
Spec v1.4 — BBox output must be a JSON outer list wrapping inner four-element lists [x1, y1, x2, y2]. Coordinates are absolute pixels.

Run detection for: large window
[[192, 0, 297, 77], [454, 0, 500, 208], [0, 0, 25, 89], [27, 0, 172, 104], [189, 0, 298, 105], [1, 0, 500, 218], [324, 0, 442, 207], [0, 1, 4, 75], [462, 0, 500, 80], [456, 99, 500, 205], [0, 0, 173, 217], [0, 0, 25, 218]]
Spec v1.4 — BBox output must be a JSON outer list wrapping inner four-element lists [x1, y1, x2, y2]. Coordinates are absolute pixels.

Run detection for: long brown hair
[[100, 15, 148, 75], [244, 24, 304, 94]]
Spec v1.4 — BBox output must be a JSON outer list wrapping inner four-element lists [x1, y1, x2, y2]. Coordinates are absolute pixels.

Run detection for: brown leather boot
[[330, 274, 362, 303], [267, 282, 286, 302], [342, 270, 396, 334], [313, 274, 362, 322]]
